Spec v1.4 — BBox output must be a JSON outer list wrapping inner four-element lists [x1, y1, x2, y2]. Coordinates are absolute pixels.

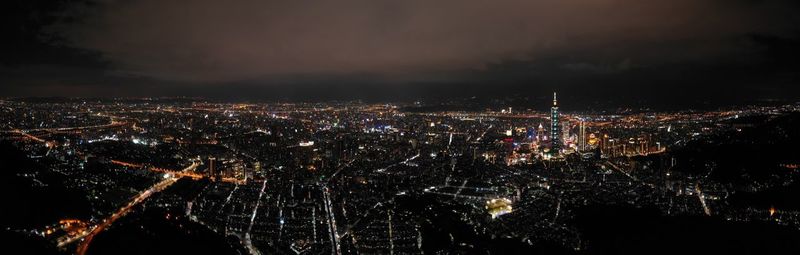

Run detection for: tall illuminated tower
[[579, 119, 586, 151], [550, 92, 561, 154]]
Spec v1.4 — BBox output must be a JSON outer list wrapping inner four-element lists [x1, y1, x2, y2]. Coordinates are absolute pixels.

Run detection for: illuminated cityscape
[[3, 0, 800, 254], [2, 97, 800, 254]]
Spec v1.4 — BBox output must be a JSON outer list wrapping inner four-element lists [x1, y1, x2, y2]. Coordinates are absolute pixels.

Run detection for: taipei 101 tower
[[550, 92, 561, 154]]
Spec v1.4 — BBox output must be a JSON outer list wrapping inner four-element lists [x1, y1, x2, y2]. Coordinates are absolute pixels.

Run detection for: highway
[[69, 161, 199, 255], [695, 184, 712, 216], [4, 129, 48, 143], [110, 160, 205, 180], [14, 120, 126, 133], [3, 118, 127, 144]]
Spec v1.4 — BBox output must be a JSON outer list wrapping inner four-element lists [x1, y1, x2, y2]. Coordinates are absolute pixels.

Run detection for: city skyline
[[3, 95, 800, 254], [2, 1, 800, 255]]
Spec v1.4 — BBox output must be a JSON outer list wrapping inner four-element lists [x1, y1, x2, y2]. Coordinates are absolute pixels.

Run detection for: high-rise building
[[550, 92, 561, 154], [208, 157, 217, 181], [578, 120, 587, 151], [600, 134, 609, 156], [537, 123, 544, 143]]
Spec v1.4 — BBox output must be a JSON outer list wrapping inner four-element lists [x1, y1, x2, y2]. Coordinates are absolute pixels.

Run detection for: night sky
[[2, 0, 799, 106]]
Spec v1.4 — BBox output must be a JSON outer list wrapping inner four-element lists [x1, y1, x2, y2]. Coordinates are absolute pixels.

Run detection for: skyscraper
[[579, 119, 587, 151], [551, 92, 561, 154], [208, 157, 217, 181]]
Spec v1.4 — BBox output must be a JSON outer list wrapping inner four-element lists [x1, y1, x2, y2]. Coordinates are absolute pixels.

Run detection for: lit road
[[374, 153, 419, 173], [244, 180, 268, 255], [695, 184, 712, 216], [71, 161, 199, 255], [3, 117, 126, 144], [12, 119, 126, 133], [552, 198, 562, 225], [323, 186, 342, 255], [604, 161, 638, 182], [387, 210, 394, 255], [3, 129, 47, 143], [74, 177, 178, 255], [110, 160, 206, 180]]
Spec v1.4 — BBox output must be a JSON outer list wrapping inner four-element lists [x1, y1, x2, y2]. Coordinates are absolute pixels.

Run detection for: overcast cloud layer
[[67, 0, 797, 81], [1, 0, 799, 104]]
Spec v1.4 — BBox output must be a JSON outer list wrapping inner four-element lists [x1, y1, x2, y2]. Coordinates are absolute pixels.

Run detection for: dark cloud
[[1, 0, 799, 105], [66, 0, 797, 81]]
